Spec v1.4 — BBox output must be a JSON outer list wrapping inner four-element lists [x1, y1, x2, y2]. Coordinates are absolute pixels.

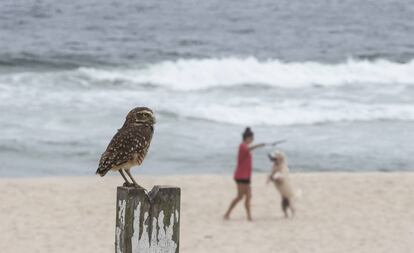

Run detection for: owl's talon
[[133, 184, 146, 190], [133, 184, 148, 194], [123, 182, 134, 187]]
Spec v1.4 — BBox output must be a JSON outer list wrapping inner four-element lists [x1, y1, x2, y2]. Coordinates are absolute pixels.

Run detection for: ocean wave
[[156, 100, 414, 126], [78, 57, 414, 90], [1, 57, 414, 127]]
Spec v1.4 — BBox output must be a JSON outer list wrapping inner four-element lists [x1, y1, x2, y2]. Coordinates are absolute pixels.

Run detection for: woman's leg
[[224, 183, 244, 219], [244, 184, 252, 221]]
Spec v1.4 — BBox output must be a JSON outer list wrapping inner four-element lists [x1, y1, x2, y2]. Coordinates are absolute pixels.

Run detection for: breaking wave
[[78, 57, 414, 90], [1, 57, 414, 126]]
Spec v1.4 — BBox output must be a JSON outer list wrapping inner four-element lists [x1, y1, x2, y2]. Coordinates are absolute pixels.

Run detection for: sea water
[[0, 0, 413, 176]]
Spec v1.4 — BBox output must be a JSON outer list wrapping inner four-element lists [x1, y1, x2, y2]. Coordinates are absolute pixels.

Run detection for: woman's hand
[[267, 139, 287, 146]]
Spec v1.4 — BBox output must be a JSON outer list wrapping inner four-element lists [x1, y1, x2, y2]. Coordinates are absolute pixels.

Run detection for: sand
[[0, 172, 413, 253]]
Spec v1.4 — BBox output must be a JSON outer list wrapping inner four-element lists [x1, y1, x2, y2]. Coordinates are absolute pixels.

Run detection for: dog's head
[[268, 150, 286, 164]]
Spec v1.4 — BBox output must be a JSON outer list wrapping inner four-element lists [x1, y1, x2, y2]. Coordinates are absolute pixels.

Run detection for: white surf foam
[[1, 57, 414, 127], [78, 57, 414, 90], [159, 99, 414, 126]]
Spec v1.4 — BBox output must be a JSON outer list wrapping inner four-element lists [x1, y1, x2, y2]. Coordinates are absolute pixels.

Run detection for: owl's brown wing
[[96, 125, 154, 176]]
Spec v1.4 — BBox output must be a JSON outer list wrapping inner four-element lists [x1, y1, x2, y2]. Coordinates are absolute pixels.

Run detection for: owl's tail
[[96, 167, 110, 177]]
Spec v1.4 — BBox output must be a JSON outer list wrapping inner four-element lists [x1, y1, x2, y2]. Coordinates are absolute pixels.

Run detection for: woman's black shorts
[[235, 178, 251, 184]]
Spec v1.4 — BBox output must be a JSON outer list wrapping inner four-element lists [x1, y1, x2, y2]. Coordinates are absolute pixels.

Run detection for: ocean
[[1, 0, 414, 176]]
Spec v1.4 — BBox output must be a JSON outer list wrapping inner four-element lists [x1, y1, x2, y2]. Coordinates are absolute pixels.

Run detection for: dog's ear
[[268, 153, 276, 161]]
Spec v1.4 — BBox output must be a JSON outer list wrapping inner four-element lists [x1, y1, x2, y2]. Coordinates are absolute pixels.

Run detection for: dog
[[267, 151, 300, 218]]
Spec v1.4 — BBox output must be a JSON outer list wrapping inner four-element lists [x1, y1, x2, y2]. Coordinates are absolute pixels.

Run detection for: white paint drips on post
[[175, 210, 179, 221], [116, 200, 126, 253], [116, 228, 122, 253], [116, 186, 180, 253], [119, 200, 126, 224], [131, 205, 178, 253], [156, 211, 178, 252]]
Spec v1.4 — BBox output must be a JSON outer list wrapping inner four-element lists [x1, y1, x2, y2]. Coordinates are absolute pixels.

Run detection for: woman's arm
[[249, 143, 266, 151]]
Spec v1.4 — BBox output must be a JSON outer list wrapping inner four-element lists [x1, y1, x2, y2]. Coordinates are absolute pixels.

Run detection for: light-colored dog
[[267, 151, 300, 218]]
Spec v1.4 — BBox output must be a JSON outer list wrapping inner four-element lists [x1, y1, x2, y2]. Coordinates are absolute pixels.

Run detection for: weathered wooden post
[[115, 186, 180, 253]]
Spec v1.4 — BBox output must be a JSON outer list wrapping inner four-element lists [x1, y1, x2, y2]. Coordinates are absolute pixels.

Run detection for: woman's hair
[[242, 127, 254, 140]]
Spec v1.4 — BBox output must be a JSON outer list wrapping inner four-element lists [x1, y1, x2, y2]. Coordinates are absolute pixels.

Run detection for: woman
[[224, 127, 265, 221]]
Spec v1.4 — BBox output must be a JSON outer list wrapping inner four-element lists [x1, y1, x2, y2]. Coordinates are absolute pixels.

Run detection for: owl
[[96, 107, 155, 188]]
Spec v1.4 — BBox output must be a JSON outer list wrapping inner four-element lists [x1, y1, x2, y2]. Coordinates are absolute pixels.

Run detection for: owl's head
[[123, 107, 156, 127]]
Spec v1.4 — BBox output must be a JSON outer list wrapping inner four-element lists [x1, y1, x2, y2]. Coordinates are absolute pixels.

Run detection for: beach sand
[[1, 172, 413, 253]]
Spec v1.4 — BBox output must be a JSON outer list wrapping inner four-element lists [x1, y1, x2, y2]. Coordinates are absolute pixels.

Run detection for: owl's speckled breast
[[111, 151, 147, 171]]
